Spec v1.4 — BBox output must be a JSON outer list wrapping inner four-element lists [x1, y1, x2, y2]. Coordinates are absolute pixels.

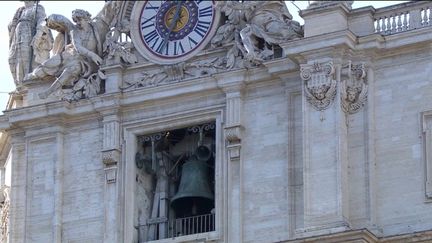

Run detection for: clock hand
[[161, 1, 183, 53]]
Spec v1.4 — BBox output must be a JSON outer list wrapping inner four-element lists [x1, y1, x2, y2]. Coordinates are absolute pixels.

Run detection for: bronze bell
[[171, 146, 214, 217]]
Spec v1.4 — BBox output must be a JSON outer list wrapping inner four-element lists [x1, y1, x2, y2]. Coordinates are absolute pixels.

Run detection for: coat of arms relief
[[300, 61, 337, 111]]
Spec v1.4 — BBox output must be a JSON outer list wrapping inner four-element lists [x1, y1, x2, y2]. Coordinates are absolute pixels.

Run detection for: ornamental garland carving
[[300, 61, 337, 111], [341, 62, 367, 114]]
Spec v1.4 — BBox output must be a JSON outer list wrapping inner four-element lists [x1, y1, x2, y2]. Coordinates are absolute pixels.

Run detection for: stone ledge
[[283, 229, 432, 243]]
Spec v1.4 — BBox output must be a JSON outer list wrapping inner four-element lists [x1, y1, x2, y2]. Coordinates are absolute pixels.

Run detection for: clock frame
[[130, 0, 220, 65]]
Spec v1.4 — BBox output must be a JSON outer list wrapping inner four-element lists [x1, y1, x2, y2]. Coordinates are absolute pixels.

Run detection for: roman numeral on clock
[[173, 41, 185, 55], [141, 15, 155, 29], [188, 36, 198, 49], [199, 6, 212, 17], [144, 30, 159, 44], [194, 20, 210, 38]]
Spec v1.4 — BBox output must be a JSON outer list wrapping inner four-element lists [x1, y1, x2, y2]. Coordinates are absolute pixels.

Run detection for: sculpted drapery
[[8, 1, 53, 86]]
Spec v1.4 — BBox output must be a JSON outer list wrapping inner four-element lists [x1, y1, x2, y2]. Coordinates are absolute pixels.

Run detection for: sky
[[0, 1, 408, 113]]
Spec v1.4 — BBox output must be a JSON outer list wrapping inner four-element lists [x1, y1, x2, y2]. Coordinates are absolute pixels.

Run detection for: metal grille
[[143, 213, 215, 241]]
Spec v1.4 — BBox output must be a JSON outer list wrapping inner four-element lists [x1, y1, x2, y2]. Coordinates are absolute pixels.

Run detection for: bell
[[171, 146, 214, 216]]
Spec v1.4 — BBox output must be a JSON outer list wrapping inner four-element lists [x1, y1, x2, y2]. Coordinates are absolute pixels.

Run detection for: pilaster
[[99, 109, 121, 243], [8, 130, 26, 243], [215, 70, 246, 243], [299, 57, 350, 236]]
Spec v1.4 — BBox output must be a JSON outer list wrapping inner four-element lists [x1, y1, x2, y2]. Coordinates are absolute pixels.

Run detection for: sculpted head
[[346, 86, 359, 102], [46, 14, 73, 32], [21, 0, 37, 7], [72, 9, 92, 24], [311, 85, 328, 100]]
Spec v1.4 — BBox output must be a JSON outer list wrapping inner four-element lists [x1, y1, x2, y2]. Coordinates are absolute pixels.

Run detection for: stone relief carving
[[211, 1, 303, 67], [300, 62, 337, 111], [122, 58, 226, 90], [341, 62, 368, 114], [23, 2, 118, 101], [0, 186, 10, 243], [9, 1, 53, 86]]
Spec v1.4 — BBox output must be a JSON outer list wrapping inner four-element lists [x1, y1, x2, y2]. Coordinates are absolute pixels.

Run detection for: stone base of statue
[[20, 77, 58, 106]]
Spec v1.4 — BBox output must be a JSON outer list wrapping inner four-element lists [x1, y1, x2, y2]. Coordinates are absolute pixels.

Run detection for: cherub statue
[[24, 2, 117, 100], [8, 1, 52, 86]]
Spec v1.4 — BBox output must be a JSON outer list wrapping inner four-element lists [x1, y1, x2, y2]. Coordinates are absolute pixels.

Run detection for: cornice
[[0, 61, 290, 131]]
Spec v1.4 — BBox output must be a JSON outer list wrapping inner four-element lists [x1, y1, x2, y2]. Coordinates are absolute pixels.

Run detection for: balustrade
[[373, 1, 432, 35]]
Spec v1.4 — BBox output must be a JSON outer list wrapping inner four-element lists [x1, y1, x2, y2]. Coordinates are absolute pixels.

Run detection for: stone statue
[[212, 1, 303, 66], [8, 1, 52, 86], [24, 2, 117, 100], [103, 19, 138, 65], [0, 186, 10, 243]]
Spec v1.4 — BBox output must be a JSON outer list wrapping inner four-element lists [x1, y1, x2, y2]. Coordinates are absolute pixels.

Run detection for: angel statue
[[211, 1, 303, 66], [8, 1, 53, 86], [24, 1, 118, 100]]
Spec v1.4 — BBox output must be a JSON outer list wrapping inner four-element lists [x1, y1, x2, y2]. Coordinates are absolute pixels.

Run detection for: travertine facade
[[0, 1, 432, 243]]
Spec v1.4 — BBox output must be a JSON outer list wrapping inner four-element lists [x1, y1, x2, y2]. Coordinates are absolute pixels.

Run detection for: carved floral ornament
[[341, 62, 368, 114], [300, 62, 337, 111]]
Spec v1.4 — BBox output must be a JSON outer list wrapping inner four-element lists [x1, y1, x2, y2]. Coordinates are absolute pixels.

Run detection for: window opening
[[135, 122, 216, 241]]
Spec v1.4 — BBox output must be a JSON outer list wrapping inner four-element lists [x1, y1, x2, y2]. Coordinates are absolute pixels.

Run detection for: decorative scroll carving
[[225, 126, 242, 143], [102, 149, 120, 166], [212, 1, 303, 65], [341, 62, 368, 114], [300, 61, 337, 111], [101, 114, 121, 184]]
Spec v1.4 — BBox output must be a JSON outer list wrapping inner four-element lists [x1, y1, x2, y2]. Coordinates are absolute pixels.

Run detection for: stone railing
[[373, 1, 431, 35]]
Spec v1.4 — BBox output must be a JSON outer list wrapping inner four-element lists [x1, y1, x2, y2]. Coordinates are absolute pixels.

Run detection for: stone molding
[[421, 110, 432, 199], [286, 229, 432, 243], [300, 61, 337, 111], [341, 61, 368, 114]]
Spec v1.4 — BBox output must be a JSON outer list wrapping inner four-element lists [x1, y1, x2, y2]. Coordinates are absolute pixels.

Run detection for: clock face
[[131, 0, 220, 64]]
